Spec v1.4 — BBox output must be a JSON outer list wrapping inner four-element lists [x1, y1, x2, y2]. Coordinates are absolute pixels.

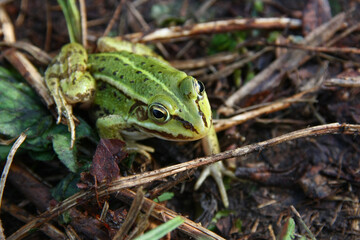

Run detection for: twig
[[7, 164, 108, 240], [8, 123, 360, 240], [79, 0, 87, 48], [1, 5, 53, 108], [2, 199, 66, 240], [113, 187, 145, 240], [0, 41, 52, 64], [0, 133, 27, 210], [257, 42, 360, 54], [126, 1, 150, 31], [200, 47, 272, 83], [4, 50, 54, 107], [324, 77, 360, 88], [14, 0, 28, 26], [44, 0, 52, 52], [290, 205, 316, 240], [102, 0, 126, 37], [214, 87, 318, 131], [121, 17, 302, 43], [0, 132, 27, 239], [170, 52, 239, 70], [224, 11, 349, 107], [0, 5, 16, 42]]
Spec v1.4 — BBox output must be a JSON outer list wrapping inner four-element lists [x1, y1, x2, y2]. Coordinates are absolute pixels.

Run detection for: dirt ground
[[1, 0, 360, 239]]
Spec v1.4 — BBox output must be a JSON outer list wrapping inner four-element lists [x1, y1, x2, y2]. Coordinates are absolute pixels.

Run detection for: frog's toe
[[50, 89, 77, 148], [125, 142, 155, 159], [194, 161, 235, 208]]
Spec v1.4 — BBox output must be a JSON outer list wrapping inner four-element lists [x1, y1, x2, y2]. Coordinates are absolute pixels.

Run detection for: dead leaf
[[90, 139, 127, 183]]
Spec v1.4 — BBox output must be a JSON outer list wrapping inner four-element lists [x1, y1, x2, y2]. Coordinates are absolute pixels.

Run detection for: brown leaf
[[90, 139, 127, 183]]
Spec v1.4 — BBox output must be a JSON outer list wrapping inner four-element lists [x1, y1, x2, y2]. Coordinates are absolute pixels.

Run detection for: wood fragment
[[120, 17, 302, 43], [224, 11, 349, 107]]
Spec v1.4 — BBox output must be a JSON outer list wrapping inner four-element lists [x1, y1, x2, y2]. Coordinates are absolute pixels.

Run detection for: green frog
[[45, 37, 232, 207]]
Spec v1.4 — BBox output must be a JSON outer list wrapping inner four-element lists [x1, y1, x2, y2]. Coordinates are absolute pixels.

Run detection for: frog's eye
[[149, 103, 170, 123], [194, 80, 205, 97]]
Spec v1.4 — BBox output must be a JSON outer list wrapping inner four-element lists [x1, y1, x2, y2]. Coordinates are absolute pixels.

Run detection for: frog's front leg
[[96, 115, 155, 159], [195, 125, 235, 208], [45, 43, 96, 148]]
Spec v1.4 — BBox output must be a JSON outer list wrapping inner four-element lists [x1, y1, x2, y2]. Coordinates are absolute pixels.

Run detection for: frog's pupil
[[153, 109, 164, 119], [198, 81, 205, 94]]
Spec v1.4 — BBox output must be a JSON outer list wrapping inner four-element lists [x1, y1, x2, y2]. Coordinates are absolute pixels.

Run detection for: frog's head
[[133, 76, 212, 141]]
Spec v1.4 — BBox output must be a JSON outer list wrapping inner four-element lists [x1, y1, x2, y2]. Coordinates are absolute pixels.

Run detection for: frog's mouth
[[135, 118, 209, 141], [135, 126, 194, 141]]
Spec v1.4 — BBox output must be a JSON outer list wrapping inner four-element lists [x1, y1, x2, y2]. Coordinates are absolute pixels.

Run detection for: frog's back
[[88, 51, 187, 104]]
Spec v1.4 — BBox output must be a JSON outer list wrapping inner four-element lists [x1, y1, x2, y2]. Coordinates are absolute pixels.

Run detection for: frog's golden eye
[[149, 103, 170, 123], [194, 80, 205, 97]]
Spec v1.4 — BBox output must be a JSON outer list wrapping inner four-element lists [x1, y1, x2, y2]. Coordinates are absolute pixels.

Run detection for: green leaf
[[134, 216, 184, 240], [208, 32, 247, 55], [52, 133, 78, 172], [153, 192, 175, 202], [0, 68, 52, 139], [52, 173, 81, 201], [278, 217, 295, 240], [254, 0, 264, 13], [0, 66, 53, 160]]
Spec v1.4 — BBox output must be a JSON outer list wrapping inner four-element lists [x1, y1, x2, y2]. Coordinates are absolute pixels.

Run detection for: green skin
[[45, 37, 231, 207], [46, 38, 211, 142]]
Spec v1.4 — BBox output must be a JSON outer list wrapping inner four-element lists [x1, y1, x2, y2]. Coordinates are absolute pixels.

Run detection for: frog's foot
[[49, 80, 77, 148], [194, 161, 235, 208], [125, 142, 155, 160]]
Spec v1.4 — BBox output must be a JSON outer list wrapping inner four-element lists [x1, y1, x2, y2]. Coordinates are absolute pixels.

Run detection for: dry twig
[[8, 123, 360, 240], [120, 17, 302, 43]]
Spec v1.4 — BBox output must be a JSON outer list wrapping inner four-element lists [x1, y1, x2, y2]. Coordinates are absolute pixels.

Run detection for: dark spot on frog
[[172, 115, 198, 134], [136, 71, 142, 74], [94, 56, 99, 60], [100, 57, 106, 62], [115, 57, 120, 61], [158, 71, 162, 74], [98, 82, 107, 90], [79, 50, 84, 55], [98, 67, 105, 72], [195, 99, 208, 128], [136, 106, 148, 121], [113, 91, 117, 97], [141, 62, 145, 65], [130, 80, 134, 83], [143, 78, 149, 82], [179, 109, 182, 112], [120, 75, 124, 79], [113, 71, 118, 76], [150, 64, 154, 67], [124, 63, 129, 66], [72, 77, 77, 85], [103, 108, 110, 115]]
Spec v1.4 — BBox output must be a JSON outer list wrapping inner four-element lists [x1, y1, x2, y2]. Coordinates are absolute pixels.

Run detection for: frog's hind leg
[[45, 72, 77, 148], [45, 43, 95, 148]]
